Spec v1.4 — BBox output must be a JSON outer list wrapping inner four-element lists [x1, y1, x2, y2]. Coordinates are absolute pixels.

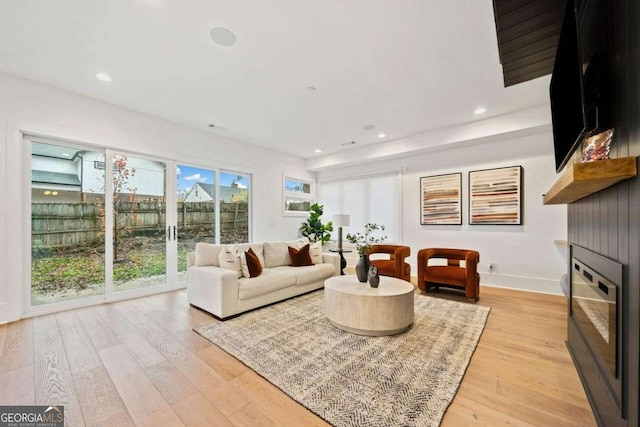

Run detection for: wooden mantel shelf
[[543, 157, 637, 205]]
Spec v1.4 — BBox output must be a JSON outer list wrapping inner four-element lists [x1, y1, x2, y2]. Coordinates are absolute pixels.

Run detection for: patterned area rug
[[195, 290, 490, 427]]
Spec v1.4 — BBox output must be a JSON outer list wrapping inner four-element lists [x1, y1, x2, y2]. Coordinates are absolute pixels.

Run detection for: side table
[[328, 248, 352, 275]]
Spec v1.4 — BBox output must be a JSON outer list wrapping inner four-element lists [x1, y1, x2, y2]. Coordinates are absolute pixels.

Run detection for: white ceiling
[[0, 0, 551, 159]]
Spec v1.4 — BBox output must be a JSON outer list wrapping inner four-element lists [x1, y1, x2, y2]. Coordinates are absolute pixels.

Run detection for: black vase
[[368, 265, 380, 288], [355, 254, 370, 282]]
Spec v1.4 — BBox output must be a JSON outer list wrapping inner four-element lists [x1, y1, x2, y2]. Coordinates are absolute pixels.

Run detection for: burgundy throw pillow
[[288, 244, 313, 267], [245, 247, 263, 278]]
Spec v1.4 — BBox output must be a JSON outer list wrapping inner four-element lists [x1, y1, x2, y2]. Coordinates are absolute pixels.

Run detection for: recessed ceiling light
[[363, 124, 376, 131], [474, 107, 487, 115], [210, 27, 237, 46], [314, 149, 322, 153], [96, 73, 112, 82], [377, 133, 386, 139], [208, 123, 230, 131]]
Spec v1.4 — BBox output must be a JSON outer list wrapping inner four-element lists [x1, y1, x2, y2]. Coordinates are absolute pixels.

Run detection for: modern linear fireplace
[[571, 258, 617, 376], [568, 245, 624, 423]]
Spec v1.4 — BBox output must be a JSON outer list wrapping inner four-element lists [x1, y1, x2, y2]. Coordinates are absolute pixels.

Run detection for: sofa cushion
[[309, 241, 323, 264], [263, 238, 309, 267], [371, 260, 411, 277], [425, 266, 467, 287], [218, 245, 243, 278], [289, 244, 313, 266], [240, 248, 263, 278], [238, 269, 296, 299], [195, 243, 222, 267], [272, 263, 336, 286]]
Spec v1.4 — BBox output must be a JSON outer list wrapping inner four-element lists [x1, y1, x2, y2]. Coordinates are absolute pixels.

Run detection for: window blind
[[318, 172, 400, 243]]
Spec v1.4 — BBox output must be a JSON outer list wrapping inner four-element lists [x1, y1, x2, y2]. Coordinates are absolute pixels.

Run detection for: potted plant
[[346, 223, 387, 282], [299, 203, 333, 243]]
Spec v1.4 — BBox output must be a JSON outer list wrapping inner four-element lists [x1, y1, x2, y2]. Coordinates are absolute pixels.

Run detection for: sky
[[176, 165, 248, 192]]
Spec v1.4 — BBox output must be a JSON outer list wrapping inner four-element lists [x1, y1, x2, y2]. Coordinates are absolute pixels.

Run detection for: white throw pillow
[[195, 243, 222, 267], [234, 243, 266, 268], [309, 241, 323, 265], [218, 245, 242, 278], [240, 251, 250, 278]]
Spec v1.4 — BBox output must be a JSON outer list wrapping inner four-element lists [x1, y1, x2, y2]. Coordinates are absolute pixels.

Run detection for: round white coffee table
[[324, 275, 415, 336]]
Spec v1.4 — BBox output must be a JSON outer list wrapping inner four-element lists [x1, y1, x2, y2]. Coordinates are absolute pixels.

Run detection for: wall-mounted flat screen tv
[[550, 0, 588, 172]]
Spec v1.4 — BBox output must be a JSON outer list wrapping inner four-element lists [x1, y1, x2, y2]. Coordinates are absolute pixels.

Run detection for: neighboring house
[[183, 182, 247, 203], [31, 143, 83, 203], [31, 142, 165, 203]]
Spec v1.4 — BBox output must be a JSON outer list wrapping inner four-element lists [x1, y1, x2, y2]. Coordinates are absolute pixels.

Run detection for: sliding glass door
[[27, 138, 251, 313], [30, 141, 106, 305], [28, 143, 171, 308], [111, 153, 168, 293], [176, 164, 216, 284]]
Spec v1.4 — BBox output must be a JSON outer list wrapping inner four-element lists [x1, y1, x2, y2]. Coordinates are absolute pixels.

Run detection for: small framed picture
[[581, 129, 613, 163], [420, 173, 462, 225]]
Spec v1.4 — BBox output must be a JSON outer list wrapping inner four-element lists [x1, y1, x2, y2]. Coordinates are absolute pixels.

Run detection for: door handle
[[167, 226, 171, 240], [173, 226, 177, 241]]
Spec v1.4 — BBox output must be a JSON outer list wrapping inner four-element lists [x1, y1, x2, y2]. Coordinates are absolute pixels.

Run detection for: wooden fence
[[31, 202, 249, 248]]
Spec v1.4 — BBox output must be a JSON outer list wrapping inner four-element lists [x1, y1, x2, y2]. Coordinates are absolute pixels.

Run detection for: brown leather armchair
[[369, 245, 411, 282], [417, 248, 480, 301]]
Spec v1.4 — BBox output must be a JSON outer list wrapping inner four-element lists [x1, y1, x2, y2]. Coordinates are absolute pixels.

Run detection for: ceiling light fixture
[[474, 107, 487, 115], [363, 124, 376, 131], [315, 149, 322, 153], [208, 123, 230, 131], [44, 191, 51, 195], [51, 191, 58, 196], [210, 27, 237, 46], [377, 133, 386, 139], [96, 73, 112, 82]]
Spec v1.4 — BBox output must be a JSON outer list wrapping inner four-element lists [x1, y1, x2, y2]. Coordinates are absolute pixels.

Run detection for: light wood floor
[[0, 282, 596, 426]]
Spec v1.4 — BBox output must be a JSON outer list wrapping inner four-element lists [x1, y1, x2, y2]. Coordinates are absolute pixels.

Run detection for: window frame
[[283, 175, 315, 217]]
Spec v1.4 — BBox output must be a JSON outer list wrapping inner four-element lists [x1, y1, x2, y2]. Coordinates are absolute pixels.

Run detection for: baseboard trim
[[478, 272, 562, 295]]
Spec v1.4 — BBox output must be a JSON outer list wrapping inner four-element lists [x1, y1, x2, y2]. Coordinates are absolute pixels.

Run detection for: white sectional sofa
[[187, 238, 340, 319]]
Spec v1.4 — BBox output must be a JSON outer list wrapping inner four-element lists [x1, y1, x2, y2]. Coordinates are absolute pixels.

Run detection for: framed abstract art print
[[469, 166, 522, 225], [420, 173, 462, 225]]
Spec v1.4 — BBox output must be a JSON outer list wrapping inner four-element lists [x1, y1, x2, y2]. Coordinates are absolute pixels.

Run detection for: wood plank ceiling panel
[[493, 0, 566, 86]]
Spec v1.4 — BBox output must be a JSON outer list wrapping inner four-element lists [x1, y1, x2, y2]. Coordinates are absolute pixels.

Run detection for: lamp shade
[[333, 214, 350, 228]]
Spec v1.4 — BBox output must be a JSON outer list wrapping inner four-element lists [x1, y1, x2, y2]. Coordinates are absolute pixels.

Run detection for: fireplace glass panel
[[571, 258, 617, 377]]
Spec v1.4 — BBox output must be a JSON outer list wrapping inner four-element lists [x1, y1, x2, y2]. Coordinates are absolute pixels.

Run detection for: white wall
[[317, 131, 568, 295], [0, 72, 313, 323]]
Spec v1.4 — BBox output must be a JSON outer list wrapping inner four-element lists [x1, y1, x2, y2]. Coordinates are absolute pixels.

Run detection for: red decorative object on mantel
[[581, 129, 613, 163]]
